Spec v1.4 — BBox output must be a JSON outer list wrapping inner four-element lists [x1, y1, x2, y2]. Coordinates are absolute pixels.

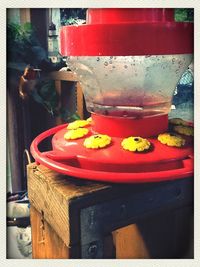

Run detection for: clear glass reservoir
[[68, 54, 192, 118]]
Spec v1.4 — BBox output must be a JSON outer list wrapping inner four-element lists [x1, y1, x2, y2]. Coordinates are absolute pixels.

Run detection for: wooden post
[[30, 9, 48, 50], [47, 71, 84, 121], [28, 163, 193, 259], [54, 80, 63, 125], [7, 67, 25, 191], [20, 9, 31, 24], [113, 224, 149, 259], [76, 82, 84, 119], [28, 163, 111, 258], [30, 206, 69, 259]]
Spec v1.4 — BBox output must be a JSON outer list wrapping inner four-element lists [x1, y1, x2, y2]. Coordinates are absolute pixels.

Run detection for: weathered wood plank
[[20, 8, 31, 24], [30, 206, 45, 258], [76, 82, 84, 119], [30, 206, 69, 259], [7, 67, 27, 191], [27, 163, 110, 246], [48, 71, 78, 82], [28, 162, 193, 259], [113, 224, 149, 259]]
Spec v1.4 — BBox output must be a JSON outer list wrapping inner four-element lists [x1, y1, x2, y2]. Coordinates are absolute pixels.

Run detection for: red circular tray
[[30, 124, 193, 183]]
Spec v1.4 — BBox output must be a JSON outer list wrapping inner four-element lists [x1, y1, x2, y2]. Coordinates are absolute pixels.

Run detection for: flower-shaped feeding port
[[64, 128, 89, 140], [121, 137, 151, 152], [169, 118, 189, 126], [173, 125, 194, 136], [84, 134, 111, 149], [86, 117, 92, 123], [67, 120, 90, 130], [158, 133, 185, 147]]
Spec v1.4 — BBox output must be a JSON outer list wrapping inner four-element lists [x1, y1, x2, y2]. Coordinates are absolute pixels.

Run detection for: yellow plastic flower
[[158, 133, 185, 147], [169, 118, 188, 126], [84, 134, 111, 149], [87, 117, 92, 123], [173, 125, 194, 136], [67, 120, 90, 130], [64, 128, 89, 140], [121, 137, 151, 152]]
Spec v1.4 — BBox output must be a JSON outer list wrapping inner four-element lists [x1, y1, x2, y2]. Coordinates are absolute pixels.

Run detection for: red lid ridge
[[60, 8, 193, 56]]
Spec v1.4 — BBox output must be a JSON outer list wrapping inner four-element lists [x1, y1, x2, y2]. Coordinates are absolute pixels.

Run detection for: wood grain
[[48, 71, 78, 82], [20, 9, 31, 24], [28, 163, 193, 259], [30, 206, 69, 259], [27, 163, 109, 246], [113, 224, 149, 259]]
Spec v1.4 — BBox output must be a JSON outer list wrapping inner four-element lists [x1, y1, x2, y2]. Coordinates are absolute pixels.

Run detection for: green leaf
[[175, 8, 193, 22]]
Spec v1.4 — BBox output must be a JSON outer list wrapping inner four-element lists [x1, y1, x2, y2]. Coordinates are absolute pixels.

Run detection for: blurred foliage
[[7, 22, 33, 45], [60, 8, 86, 25], [7, 22, 39, 63], [175, 8, 194, 22], [61, 16, 86, 26], [36, 81, 59, 115], [31, 80, 80, 122], [7, 22, 79, 121], [59, 107, 80, 122]]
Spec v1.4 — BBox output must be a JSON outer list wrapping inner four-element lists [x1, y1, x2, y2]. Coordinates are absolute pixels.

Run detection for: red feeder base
[[30, 117, 193, 183], [91, 113, 168, 137]]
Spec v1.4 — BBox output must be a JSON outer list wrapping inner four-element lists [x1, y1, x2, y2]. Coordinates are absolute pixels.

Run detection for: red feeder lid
[[60, 8, 193, 56]]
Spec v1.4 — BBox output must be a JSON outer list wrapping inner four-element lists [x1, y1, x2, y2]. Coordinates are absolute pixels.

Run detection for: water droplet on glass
[[109, 60, 112, 64], [96, 57, 100, 62], [124, 65, 128, 69], [123, 111, 128, 117], [104, 62, 108, 66], [110, 56, 113, 59]]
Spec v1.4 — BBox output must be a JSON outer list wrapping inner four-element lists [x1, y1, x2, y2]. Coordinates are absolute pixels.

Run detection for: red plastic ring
[[30, 124, 193, 183]]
